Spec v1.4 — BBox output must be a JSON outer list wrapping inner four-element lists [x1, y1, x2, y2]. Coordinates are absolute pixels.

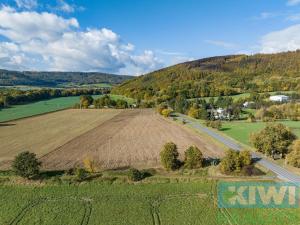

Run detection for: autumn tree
[[160, 142, 180, 171], [184, 146, 204, 169], [286, 140, 300, 168], [220, 149, 252, 174], [12, 151, 41, 179], [250, 123, 296, 158], [80, 95, 94, 108]]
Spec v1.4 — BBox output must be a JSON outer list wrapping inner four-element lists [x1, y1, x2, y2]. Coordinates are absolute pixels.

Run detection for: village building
[[269, 95, 289, 102]]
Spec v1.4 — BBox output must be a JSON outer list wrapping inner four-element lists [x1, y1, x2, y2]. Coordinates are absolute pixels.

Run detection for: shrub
[[161, 109, 173, 117], [188, 107, 200, 119], [247, 113, 256, 122], [75, 168, 88, 181], [12, 151, 41, 179], [286, 140, 300, 168], [250, 123, 296, 158], [128, 168, 143, 181], [205, 120, 222, 130], [239, 150, 252, 166], [83, 158, 96, 173], [157, 103, 168, 115], [184, 146, 204, 169], [160, 142, 180, 171]]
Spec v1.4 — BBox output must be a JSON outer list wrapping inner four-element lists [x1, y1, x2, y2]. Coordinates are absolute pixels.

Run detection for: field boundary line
[[38, 110, 125, 161]]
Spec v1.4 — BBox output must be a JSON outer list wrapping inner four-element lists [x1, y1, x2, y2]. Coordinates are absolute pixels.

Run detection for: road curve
[[176, 113, 300, 183]]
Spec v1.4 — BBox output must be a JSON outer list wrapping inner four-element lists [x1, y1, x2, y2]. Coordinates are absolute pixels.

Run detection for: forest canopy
[[112, 51, 300, 101]]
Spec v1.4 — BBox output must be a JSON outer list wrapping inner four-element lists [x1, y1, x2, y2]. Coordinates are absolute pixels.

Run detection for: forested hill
[[0, 70, 134, 87], [112, 51, 300, 100]]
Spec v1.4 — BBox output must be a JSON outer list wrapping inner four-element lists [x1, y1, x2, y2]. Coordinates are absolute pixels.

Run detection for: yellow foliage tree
[[83, 158, 96, 173]]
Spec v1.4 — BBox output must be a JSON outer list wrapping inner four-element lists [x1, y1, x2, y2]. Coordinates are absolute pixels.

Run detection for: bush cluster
[[205, 120, 222, 130], [160, 142, 204, 171], [286, 140, 300, 168], [220, 149, 252, 174]]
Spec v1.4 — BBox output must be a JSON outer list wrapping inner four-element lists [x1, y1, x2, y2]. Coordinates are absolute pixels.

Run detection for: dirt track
[[41, 109, 223, 170]]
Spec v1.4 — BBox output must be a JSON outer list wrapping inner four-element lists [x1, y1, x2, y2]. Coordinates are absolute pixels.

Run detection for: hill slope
[[112, 51, 300, 100], [0, 70, 133, 87]]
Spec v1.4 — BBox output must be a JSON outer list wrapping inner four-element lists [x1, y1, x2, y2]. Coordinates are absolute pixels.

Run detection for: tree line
[[0, 88, 109, 109]]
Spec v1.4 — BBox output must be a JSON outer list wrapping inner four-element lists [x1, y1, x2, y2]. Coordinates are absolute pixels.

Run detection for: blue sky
[[0, 0, 300, 75]]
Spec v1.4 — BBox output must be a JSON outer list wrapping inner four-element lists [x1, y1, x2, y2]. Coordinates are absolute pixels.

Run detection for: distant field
[[220, 120, 300, 146], [0, 109, 121, 167], [61, 83, 113, 88], [0, 95, 100, 122], [0, 180, 299, 225], [0, 94, 134, 122]]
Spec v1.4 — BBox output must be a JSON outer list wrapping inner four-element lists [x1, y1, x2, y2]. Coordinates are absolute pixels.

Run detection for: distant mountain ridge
[[112, 51, 300, 100], [0, 69, 134, 87]]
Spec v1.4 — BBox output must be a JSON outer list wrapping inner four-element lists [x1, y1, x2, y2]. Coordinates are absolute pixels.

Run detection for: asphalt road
[[176, 113, 300, 183]]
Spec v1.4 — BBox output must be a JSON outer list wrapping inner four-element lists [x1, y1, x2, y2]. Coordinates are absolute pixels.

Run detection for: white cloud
[[286, 13, 300, 21], [170, 56, 194, 65], [253, 12, 278, 20], [260, 24, 300, 53], [156, 49, 184, 56], [0, 7, 79, 42], [56, 0, 75, 13], [205, 40, 238, 49], [15, 0, 37, 10], [0, 6, 162, 75], [287, 0, 300, 6]]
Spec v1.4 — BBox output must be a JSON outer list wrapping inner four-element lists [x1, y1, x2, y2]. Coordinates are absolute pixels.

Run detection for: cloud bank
[[0, 6, 162, 75], [260, 24, 300, 53]]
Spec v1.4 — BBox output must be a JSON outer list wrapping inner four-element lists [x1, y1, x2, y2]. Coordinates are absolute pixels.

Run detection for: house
[[209, 108, 229, 120], [269, 95, 289, 102], [243, 101, 255, 108]]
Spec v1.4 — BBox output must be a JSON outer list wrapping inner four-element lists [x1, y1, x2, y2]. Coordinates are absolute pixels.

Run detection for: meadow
[[0, 95, 100, 122], [0, 178, 299, 225], [0, 94, 134, 122], [220, 120, 300, 146]]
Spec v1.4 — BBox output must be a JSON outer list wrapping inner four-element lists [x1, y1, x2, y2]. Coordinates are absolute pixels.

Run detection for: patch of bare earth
[[41, 109, 224, 170]]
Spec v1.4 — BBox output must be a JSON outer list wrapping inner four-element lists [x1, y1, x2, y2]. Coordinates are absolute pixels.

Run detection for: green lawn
[[0, 179, 300, 225], [220, 120, 300, 146], [0, 94, 134, 122], [0, 95, 101, 122], [109, 94, 136, 104]]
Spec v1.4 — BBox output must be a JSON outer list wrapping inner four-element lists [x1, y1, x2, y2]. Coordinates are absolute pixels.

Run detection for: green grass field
[[0, 179, 299, 225], [0, 95, 101, 122], [0, 94, 135, 122], [220, 120, 300, 146]]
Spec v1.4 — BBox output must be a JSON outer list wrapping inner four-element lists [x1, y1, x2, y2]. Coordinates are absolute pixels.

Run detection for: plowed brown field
[[40, 109, 224, 170], [0, 109, 122, 168]]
